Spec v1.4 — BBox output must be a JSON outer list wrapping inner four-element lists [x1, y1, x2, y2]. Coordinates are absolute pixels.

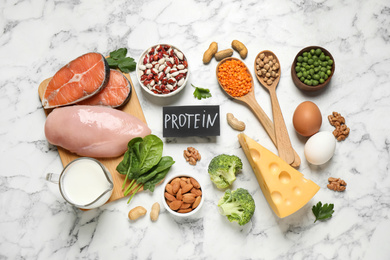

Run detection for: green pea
[[312, 80, 319, 86], [301, 67, 306, 72], [328, 60, 334, 65], [307, 75, 312, 80], [319, 78, 325, 84], [315, 48, 322, 56], [321, 61, 327, 66], [310, 68, 315, 75], [325, 56, 330, 61], [314, 61, 319, 67], [300, 76, 305, 82], [304, 79, 309, 84], [319, 54, 325, 61], [305, 65, 311, 70], [303, 71, 308, 77], [313, 74, 320, 80], [307, 80, 313, 86], [324, 74, 329, 80], [295, 66, 301, 72], [302, 52, 308, 57], [320, 71, 325, 78], [308, 53, 312, 59], [312, 55, 318, 61], [297, 72, 303, 78], [321, 67, 327, 72], [327, 70, 331, 75], [297, 56, 303, 62], [308, 59, 314, 65], [310, 49, 315, 55], [297, 62, 301, 67], [314, 67, 320, 73], [303, 57, 308, 62]]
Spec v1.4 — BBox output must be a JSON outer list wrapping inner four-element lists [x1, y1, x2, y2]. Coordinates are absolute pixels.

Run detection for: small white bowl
[[162, 173, 204, 218], [136, 44, 189, 98]]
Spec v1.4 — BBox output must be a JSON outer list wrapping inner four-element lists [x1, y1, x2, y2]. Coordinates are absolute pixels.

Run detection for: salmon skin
[[42, 52, 110, 109], [78, 69, 132, 108]]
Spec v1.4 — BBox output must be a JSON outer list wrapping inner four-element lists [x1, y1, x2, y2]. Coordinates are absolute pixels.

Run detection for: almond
[[180, 180, 187, 188], [164, 192, 176, 202], [178, 208, 192, 213], [180, 203, 192, 209], [182, 193, 196, 204], [182, 183, 193, 194], [190, 177, 201, 189], [192, 195, 202, 209], [176, 188, 183, 200], [190, 187, 202, 196], [172, 181, 180, 194], [169, 200, 183, 211], [165, 183, 174, 195]]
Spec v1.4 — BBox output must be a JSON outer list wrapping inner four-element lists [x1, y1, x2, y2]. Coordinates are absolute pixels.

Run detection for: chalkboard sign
[[163, 105, 220, 137]]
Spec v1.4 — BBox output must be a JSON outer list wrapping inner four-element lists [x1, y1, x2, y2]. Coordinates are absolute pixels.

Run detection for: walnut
[[328, 112, 350, 141], [183, 147, 201, 165], [327, 177, 347, 191]]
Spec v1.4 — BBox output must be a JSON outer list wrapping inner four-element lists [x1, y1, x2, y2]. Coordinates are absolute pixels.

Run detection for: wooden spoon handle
[[244, 94, 300, 167], [269, 89, 295, 165]]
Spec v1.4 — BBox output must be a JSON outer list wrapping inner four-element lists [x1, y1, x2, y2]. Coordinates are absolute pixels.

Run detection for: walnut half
[[327, 177, 347, 192], [183, 147, 201, 165]]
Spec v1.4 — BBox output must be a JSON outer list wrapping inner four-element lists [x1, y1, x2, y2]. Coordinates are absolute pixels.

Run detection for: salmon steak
[[42, 52, 109, 109], [78, 69, 132, 108]]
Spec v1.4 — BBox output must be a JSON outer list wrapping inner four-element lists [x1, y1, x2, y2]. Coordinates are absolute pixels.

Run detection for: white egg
[[304, 131, 336, 165]]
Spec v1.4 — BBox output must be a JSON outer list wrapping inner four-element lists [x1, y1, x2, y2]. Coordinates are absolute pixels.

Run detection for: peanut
[[128, 206, 147, 221], [203, 42, 218, 64], [226, 113, 246, 131], [231, 40, 248, 59], [215, 49, 233, 61], [150, 202, 160, 222]]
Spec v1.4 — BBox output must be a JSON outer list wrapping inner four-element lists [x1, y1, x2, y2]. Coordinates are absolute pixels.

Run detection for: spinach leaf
[[116, 137, 143, 175], [136, 134, 163, 175], [143, 168, 171, 192], [136, 156, 175, 184]]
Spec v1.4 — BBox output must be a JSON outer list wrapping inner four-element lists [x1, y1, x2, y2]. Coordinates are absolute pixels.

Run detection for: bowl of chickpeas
[[291, 46, 335, 92]]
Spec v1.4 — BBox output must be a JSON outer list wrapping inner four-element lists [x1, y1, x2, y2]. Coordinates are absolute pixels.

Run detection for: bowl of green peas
[[291, 46, 335, 92]]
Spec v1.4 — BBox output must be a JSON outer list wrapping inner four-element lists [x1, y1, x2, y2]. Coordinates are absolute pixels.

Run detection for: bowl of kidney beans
[[136, 44, 189, 97]]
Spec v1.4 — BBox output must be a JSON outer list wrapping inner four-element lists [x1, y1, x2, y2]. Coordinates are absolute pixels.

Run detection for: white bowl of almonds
[[162, 173, 204, 217], [136, 44, 189, 97]]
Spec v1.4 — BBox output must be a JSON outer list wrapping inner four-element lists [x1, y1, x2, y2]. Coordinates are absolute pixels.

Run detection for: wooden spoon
[[254, 51, 295, 165], [216, 57, 301, 167]]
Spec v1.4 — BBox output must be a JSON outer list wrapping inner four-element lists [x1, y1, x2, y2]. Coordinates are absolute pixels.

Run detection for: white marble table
[[1, 0, 390, 259]]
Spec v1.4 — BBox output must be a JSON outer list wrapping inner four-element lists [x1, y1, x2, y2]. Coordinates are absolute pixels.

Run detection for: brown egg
[[293, 101, 322, 137]]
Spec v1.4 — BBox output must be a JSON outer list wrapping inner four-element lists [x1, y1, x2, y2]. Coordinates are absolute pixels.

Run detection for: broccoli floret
[[218, 188, 255, 226], [208, 154, 242, 189]]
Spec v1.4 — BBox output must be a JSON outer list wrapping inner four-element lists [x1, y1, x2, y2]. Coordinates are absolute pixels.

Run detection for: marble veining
[[1, 0, 390, 259]]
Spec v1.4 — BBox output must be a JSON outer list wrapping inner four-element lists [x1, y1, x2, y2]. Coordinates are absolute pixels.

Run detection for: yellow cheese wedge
[[238, 133, 319, 218]]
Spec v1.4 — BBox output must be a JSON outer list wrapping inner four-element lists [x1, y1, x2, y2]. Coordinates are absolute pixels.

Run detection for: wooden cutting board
[[38, 73, 148, 205]]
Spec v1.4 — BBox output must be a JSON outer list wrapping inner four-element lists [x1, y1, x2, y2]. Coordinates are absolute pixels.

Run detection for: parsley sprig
[[192, 84, 212, 100], [312, 201, 334, 223], [106, 48, 136, 73]]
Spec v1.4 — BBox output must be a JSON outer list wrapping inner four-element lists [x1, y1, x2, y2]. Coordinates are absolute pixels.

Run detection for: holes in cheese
[[238, 133, 320, 218]]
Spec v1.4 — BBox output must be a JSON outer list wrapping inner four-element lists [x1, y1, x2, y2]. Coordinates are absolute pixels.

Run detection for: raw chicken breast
[[45, 105, 151, 158]]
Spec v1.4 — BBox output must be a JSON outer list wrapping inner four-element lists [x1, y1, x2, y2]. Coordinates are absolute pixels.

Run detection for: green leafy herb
[[107, 48, 136, 73], [116, 135, 174, 204], [192, 84, 212, 100], [312, 201, 334, 223]]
